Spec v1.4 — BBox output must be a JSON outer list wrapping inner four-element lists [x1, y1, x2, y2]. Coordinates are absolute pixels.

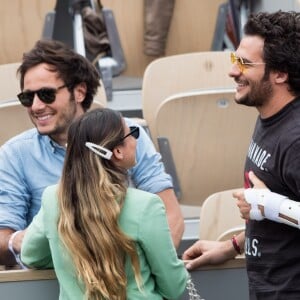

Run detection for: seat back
[[0, 101, 33, 146], [155, 89, 258, 206], [142, 51, 234, 147], [199, 188, 245, 241], [0, 100, 105, 146], [0, 62, 21, 104]]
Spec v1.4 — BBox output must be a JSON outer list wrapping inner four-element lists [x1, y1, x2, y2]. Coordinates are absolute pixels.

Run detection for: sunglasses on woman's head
[[17, 84, 67, 107]]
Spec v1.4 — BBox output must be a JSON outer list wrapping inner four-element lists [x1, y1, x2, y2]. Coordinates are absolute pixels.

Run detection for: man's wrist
[[8, 231, 21, 254], [231, 235, 242, 255], [244, 188, 268, 221], [8, 231, 27, 269], [223, 239, 240, 259], [226, 233, 244, 258]]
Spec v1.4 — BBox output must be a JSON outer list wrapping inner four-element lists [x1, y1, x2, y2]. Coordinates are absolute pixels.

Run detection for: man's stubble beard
[[235, 70, 273, 108]]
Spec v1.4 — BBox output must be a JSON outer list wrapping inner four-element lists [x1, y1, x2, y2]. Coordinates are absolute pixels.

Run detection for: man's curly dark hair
[[244, 11, 300, 95]]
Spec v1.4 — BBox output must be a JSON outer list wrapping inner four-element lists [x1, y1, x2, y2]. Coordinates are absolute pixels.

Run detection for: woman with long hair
[[21, 108, 188, 299]]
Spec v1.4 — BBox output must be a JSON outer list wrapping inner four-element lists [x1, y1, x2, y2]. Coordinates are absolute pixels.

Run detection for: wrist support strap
[[244, 189, 300, 229], [244, 189, 268, 221]]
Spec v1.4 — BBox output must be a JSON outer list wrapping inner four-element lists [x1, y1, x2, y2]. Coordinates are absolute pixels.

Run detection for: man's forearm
[[167, 214, 184, 249], [157, 188, 184, 248]]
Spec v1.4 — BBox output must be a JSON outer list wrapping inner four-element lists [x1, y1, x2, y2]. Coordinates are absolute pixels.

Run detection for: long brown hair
[[57, 108, 141, 299]]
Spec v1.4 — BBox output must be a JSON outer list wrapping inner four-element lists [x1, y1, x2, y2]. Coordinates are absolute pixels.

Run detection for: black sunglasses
[[17, 84, 67, 107], [120, 126, 140, 141]]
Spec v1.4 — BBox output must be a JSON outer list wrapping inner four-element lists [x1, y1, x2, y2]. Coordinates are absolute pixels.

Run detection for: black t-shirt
[[244, 97, 300, 299]]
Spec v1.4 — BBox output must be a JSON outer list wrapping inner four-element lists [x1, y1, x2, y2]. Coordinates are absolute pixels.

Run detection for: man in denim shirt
[[0, 40, 183, 266]]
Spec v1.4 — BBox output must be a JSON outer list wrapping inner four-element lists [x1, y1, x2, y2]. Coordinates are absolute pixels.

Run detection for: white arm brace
[[244, 189, 300, 229]]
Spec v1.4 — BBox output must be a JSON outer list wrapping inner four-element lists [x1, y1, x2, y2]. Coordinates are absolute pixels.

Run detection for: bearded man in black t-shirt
[[183, 11, 300, 300]]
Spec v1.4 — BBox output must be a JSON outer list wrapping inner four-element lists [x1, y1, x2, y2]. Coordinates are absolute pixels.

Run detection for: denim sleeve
[[0, 143, 30, 230], [125, 118, 174, 194]]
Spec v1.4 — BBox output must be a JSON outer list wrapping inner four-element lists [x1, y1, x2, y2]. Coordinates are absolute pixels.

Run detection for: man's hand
[[182, 239, 237, 270], [233, 190, 252, 220], [233, 171, 268, 220], [248, 171, 267, 189]]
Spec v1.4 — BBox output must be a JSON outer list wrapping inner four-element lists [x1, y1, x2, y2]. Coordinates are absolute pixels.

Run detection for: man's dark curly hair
[[18, 39, 101, 111], [244, 11, 300, 95]]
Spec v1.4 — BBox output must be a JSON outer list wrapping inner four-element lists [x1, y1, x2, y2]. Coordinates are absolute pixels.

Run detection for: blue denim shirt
[[0, 118, 173, 230]]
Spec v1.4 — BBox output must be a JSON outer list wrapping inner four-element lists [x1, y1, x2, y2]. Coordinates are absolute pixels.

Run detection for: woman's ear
[[74, 82, 87, 103], [112, 147, 124, 161]]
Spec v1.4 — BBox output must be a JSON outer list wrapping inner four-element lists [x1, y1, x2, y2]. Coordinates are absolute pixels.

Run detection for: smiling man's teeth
[[237, 81, 247, 87], [37, 115, 51, 121]]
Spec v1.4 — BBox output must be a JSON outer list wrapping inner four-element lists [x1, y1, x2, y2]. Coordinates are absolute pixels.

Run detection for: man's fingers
[[185, 256, 205, 270], [232, 190, 244, 199], [248, 171, 266, 188], [182, 248, 202, 261]]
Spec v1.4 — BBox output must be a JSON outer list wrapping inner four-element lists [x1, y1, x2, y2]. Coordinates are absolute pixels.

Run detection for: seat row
[[0, 51, 256, 242]]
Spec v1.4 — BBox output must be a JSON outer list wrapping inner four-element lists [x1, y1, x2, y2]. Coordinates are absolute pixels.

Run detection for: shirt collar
[[43, 135, 66, 153]]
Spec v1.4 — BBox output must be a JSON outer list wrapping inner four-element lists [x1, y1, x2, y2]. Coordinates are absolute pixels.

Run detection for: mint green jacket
[[21, 185, 188, 299]]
